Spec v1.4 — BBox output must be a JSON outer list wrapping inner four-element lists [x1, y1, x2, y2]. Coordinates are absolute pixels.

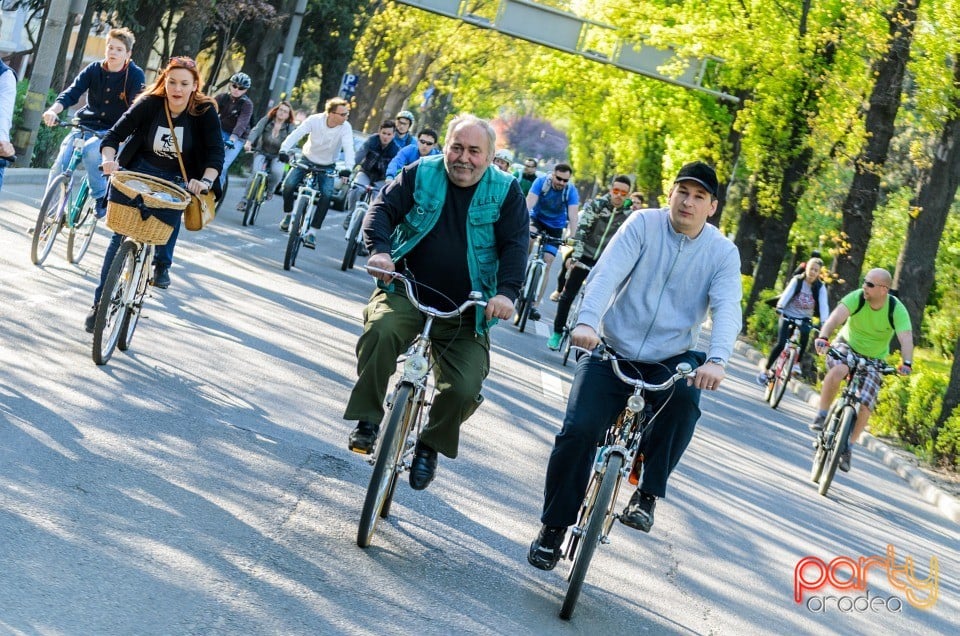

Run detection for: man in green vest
[[344, 113, 529, 490]]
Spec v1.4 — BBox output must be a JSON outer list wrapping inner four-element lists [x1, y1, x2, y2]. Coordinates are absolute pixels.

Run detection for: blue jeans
[[94, 160, 185, 303], [219, 131, 243, 189], [48, 128, 110, 200], [281, 161, 334, 229], [540, 350, 705, 527]]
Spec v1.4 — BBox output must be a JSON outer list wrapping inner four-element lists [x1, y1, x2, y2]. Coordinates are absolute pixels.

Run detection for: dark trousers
[[282, 162, 334, 229], [764, 318, 813, 370], [94, 161, 184, 304], [552, 256, 595, 333], [540, 350, 704, 528], [343, 288, 490, 458]]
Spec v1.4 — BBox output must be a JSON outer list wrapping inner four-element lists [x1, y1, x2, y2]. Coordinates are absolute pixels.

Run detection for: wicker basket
[[106, 171, 190, 245]]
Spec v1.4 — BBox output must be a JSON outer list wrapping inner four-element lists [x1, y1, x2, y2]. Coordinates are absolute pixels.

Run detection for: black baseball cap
[[674, 161, 719, 196]]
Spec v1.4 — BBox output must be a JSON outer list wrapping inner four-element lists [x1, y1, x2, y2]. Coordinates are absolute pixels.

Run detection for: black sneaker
[[84, 304, 98, 333], [839, 449, 852, 472], [527, 525, 566, 570], [620, 490, 657, 533], [528, 307, 541, 321], [348, 421, 379, 454], [409, 442, 438, 490], [153, 266, 171, 289]]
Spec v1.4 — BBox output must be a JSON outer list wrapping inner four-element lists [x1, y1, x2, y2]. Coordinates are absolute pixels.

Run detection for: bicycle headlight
[[627, 395, 645, 412], [403, 354, 429, 379]]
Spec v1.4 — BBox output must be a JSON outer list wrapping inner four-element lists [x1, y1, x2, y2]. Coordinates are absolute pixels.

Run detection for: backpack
[[849, 289, 902, 352], [541, 175, 569, 206], [785, 273, 823, 318]]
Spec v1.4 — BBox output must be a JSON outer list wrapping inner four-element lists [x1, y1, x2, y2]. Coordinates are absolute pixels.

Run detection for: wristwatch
[[706, 357, 726, 369]]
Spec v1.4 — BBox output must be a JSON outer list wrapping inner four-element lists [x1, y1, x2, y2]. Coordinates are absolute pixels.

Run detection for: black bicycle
[[810, 345, 896, 496], [559, 345, 695, 619], [514, 231, 563, 333]]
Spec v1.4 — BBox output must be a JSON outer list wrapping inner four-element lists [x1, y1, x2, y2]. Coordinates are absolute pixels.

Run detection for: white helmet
[[396, 110, 415, 127], [494, 149, 513, 163]]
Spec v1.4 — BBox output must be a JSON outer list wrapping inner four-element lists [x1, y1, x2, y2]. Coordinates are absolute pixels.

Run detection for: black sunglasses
[[863, 280, 886, 289], [554, 175, 569, 183]]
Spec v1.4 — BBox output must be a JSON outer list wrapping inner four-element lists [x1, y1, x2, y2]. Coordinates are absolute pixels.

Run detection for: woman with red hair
[[87, 56, 224, 331]]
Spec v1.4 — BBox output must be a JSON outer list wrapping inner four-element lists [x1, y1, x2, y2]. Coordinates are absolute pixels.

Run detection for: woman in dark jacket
[[85, 56, 224, 332], [240, 101, 295, 210]]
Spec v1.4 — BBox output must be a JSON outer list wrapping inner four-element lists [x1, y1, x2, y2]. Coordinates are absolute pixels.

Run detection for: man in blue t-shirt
[[525, 162, 580, 321]]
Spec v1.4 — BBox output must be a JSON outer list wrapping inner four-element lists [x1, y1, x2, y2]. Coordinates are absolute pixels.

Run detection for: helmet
[[396, 110, 415, 126], [230, 72, 251, 89], [494, 149, 513, 163]]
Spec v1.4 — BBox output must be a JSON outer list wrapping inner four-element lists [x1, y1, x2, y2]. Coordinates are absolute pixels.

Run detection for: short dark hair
[[524, 158, 537, 167], [379, 119, 395, 131], [554, 162, 573, 174], [612, 174, 632, 189], [418, 128, 438, 143]]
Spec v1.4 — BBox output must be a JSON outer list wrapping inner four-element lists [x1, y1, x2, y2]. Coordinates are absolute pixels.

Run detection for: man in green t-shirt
[[810, 268, 914, 472]]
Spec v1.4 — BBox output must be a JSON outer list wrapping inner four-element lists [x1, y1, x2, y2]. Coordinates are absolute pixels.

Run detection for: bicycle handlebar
[[569, 344, 697, 390], [825, 345, 897, 375], [529, 231, 564, 247], [57, 118, 106, 137], [365, 266, 487, 319]]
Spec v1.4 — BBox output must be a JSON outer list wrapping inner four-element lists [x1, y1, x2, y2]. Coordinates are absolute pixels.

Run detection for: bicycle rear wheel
[[768, 351, 794, 409], [67, 197, 98, 264], [341, 205, 365, 271], [357, 383, 414, 548], [283, 197, 308, 271], [31, 174, 69, 265], [93, 241, 137, 365], [247, 178, 266, 226], [560, 453, 622, 620], [818, 406, 855, 496]]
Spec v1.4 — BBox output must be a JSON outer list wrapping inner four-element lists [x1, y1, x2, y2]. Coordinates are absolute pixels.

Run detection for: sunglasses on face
[[611, 188, 629, 195], [863, 280, 886, 289], [418, 139, 435, 146], [231, 83, 246, 90], [553, 175, 570, 183], [332, 110, 349, 117]]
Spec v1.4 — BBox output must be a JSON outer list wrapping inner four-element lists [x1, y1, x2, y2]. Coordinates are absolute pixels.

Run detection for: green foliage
[[745, 289, 780, 351], [873, 371, 948, 462], [12, 80, 71, 168], [934, 411, 960, 469]]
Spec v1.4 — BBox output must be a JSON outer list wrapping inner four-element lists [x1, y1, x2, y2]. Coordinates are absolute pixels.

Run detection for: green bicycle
[[31, 118, 105, 266]]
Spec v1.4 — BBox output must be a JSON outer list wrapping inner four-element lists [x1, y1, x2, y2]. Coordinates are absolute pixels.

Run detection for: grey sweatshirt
[[577, 208, 742, 363]]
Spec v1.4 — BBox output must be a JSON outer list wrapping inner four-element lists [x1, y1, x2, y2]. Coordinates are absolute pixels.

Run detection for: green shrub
[[872, 374, 911, 438], [12, 79, 73, 168], [873, 370, 951, 464], [934, 411, 960, 469], [745, 290, 781, 353]]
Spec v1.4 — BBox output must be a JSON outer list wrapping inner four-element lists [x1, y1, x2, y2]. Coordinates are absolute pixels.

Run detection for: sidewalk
[[735, 337, 960, 524], [2, 168, 49, 185]]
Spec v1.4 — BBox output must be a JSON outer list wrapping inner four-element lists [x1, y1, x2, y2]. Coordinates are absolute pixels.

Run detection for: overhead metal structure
[[396, 0, 739, 103]]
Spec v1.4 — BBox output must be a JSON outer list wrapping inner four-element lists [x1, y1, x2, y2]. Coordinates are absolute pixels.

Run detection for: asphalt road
[[1, 178, 957, 635]]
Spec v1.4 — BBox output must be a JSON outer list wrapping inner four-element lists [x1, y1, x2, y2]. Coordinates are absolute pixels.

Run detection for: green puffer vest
[[390, 156, 512, 335]]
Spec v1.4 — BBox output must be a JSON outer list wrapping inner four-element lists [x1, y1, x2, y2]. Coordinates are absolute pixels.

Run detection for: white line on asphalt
[[534, 318, 567, 401]]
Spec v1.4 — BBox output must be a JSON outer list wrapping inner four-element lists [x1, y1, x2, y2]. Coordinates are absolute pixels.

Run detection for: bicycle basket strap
[[108, 187, 181, 226]]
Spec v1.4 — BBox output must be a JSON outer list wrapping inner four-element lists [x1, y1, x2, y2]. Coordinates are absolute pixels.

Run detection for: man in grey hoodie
[[528, 161, 742, 571]]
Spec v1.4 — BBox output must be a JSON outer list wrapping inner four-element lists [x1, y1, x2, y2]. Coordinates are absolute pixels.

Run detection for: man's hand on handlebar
[[365, 252, 395, 282], [484, 295, 513, 321], [814, 337, 829, 355], [570, 324, 601, 351]]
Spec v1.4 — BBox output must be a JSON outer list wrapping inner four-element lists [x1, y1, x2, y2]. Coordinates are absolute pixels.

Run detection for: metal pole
[[270, 0, 308, 105], [13, 0, 74, 167]]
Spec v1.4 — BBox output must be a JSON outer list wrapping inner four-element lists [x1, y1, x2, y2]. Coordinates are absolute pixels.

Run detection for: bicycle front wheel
[[517, 265, 541, 333], [341, 206, 364, 271], [818, 405, 855, 496], [32, 174, 70, 265], [283, 197, 308, 271], [242, 174, 263, 226], [560, 452, 623, 620], [768, 350, 794, 409], [810, 400, 839, 483], [93, 240, 138, 365], [67, 197, 98, 264], [357, 383, 414, 548]]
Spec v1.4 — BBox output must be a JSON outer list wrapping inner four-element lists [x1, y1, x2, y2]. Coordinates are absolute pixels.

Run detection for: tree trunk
[[240, 0, 295, 117], [172, 0, 214, 60], [893, 53, 960, 340], [734, 183, 762, 276], [65, 0, 96, 84], [128, 9, 169, 72], [934, 332, 960, 442], [51, 9, 79, 91], [832, 0, 919, 305]]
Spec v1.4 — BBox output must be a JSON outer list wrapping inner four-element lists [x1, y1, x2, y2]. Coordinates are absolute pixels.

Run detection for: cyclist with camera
[[755, 257, 829, 385], [345, 114, 528, 491], [810, 268, 913, 472], [528, 162, 741, 570], [277, 97, 354, 247]]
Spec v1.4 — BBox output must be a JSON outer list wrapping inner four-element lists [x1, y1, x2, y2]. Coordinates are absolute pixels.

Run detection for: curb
[[735, 336, 959, 524], [2, 168, 50, 186]]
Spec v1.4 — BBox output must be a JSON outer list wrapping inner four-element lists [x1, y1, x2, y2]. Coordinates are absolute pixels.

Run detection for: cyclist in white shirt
[[277, 97, 355, 248]]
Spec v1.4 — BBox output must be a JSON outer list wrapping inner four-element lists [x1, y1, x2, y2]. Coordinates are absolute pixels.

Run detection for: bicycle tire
[[93, 241, 137, 365], [810, 400, 839, 483], [357, 383, 414, 547], [31, 174, 70, 265], [216, 174, 228, 213], [248, 177, 267, 226], [561, 331, 572, 366], [118, 248, 150, 352], [560, 452, 623, 620], [517, 265, 541, 333], [283, 196, 308, 271], [818, 405, 855, 496], [341, 205, 364, 271], [769, 350, 794, 409], [67, 197, 97, 264], [242, 173, 263, 226]]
